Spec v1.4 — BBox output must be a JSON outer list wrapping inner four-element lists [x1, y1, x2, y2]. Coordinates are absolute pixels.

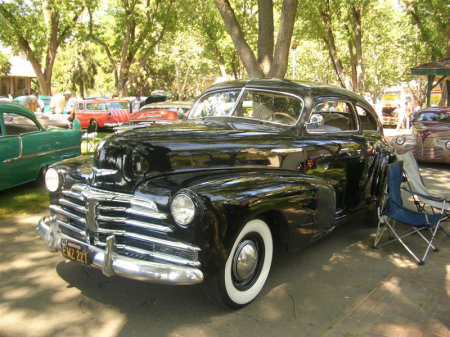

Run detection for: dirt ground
[[0, 163, 449, 337]]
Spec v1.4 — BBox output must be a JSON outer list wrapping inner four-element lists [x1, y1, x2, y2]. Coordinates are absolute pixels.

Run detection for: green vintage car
[[0, 103, 82, 191]]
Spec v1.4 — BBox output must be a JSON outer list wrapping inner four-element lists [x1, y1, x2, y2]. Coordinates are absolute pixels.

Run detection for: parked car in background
[[0, 102, 82, 191], [38, 95, 53, 113], [390, 107, 450, 163], [75, 99, 130, 130], [34, 113, 72, 129], [381, 106, 398, 127], [129, 101, 192, 124], [37, 79, 393, 309]]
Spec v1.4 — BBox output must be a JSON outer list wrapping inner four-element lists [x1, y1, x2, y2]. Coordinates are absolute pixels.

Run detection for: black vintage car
[[37, 79, 393, 308]]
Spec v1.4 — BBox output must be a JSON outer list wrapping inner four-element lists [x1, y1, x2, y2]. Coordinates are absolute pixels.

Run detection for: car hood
[[92, 120, 299, 192], [413, 122, 450, 141]]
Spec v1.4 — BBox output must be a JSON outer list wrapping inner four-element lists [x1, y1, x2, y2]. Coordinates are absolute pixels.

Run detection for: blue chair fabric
[[374, 162, 443, 264]]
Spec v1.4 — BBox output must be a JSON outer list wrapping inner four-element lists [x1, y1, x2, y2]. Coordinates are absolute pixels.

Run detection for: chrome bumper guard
[[37, 217, 204, 285]]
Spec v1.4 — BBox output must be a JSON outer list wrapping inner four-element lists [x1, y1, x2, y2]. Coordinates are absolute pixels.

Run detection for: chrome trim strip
[[49, 205, 86, 225], [124, 246, 201, 267], [59, 198, 86, 214], [125, 219, 173, 233], [4, 145, 80, 163], [124, 232, 200, 251], [62, 190, 84, 202], [97, 214, 127, 223], [55, 219, 87, 239], [92, 168, 118, 176], [125, 207, 168, 220], [129, 198, 158, 212], [97, 205, 127, 212]]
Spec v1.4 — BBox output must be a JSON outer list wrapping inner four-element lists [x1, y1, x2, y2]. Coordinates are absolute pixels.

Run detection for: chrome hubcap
[[233, 240, 258, 281]]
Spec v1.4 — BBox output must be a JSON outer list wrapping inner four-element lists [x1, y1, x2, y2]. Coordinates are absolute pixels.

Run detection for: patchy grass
[[81, 131, 110, 154], [0, 183, 49, 220], [0, 132, 111, 219]]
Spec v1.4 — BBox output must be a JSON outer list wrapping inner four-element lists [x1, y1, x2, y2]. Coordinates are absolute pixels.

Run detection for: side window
[[234, 90, 303, 125], [356, 105, 378, 131], [308, 100, 357, 133], [3, 112, 40, 135]]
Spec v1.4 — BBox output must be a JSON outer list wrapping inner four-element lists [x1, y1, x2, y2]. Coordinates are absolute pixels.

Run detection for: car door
[[304, 98, 365, 219], [0, 111, 43, 190]]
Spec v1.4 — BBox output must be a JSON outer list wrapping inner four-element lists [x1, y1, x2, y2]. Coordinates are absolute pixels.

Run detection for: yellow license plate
[[61, 240, 89, 265]]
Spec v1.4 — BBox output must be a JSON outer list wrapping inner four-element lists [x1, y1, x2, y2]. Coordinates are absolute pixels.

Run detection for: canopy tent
[[410, 58, 450, 107]]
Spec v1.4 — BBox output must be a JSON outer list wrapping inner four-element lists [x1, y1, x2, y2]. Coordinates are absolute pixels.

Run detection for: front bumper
[[104, 122, 126, 128], [37, 217, 204, 285]]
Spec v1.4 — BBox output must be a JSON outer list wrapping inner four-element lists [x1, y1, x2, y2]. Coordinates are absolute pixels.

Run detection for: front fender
[[182, 170, 335, 273]]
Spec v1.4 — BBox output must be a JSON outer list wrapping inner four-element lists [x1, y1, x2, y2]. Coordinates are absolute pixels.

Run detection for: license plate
[[61, 239, 90, 265]]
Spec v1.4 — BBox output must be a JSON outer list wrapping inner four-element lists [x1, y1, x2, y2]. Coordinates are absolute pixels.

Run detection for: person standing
[[405, 100, 413, 129], [396, 104, 405, 130], [131, 96, 142, 113], [63, 90, 77, 115], [49, 89, 65, 113], [22, 89, 37, 112]]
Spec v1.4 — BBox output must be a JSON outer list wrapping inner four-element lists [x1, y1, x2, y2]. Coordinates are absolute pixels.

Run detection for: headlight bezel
[[45, 167, 61, 192], [395, 137, 405, 145], [170, 190, 202, 228]]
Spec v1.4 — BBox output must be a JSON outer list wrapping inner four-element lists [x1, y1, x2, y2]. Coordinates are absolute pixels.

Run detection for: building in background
[[0, 54, 36, 97]]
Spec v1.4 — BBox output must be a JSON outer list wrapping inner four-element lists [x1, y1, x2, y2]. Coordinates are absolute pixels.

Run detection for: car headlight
[[45, 168, 60, 192], [396, 137, 405, 145], [170, 193, 196, 227]]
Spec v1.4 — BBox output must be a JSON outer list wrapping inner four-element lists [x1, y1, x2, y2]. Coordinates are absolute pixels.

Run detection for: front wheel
[[205, 219, 273, 309]]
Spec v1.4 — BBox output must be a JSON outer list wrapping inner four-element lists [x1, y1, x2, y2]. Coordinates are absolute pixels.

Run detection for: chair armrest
[[401, 187, 445, 202]]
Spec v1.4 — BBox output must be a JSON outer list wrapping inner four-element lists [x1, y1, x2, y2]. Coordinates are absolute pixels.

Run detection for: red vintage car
[[75, 99, 130, 130], [129, 101, 192, 125]]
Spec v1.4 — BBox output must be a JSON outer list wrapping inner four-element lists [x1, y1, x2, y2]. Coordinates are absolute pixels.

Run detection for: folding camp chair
[[396, 151, 450, 230], [81, 124, 98, 152], [373, 162, 444, 264]]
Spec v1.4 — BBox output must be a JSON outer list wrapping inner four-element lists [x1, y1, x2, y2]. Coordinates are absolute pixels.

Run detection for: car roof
[[142, 101, 192, 108], [417, 107, 450, 113], [81, 99, 129, 103], [203, 78, 368, 104], [0, 102, 43, 128]]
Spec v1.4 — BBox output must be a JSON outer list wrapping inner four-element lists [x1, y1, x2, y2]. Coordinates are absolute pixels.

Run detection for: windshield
[[189, 89, 303, 126], [416, 112, 450, 123]]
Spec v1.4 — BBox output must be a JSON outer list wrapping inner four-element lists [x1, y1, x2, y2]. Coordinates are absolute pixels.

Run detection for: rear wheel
[[205, 219, 273, 309]]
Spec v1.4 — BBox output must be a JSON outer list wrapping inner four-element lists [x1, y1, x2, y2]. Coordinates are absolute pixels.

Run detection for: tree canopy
[[0, 0, 448, 105]]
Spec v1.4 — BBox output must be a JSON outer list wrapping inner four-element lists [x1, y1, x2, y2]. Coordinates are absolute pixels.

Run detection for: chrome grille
[[404, 145, 444, 160], [50, 183, 200, 267]]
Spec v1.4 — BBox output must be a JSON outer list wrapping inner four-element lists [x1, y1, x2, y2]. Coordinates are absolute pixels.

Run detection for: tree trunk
[[352, 3, 365, 94], [348, 40, 357, 92], [215, 0, 298, 79], [438, 20, 450, 106], [257, 0, 274, 76], [214, 0, 263, 77], [268, 0, 298, 78]]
